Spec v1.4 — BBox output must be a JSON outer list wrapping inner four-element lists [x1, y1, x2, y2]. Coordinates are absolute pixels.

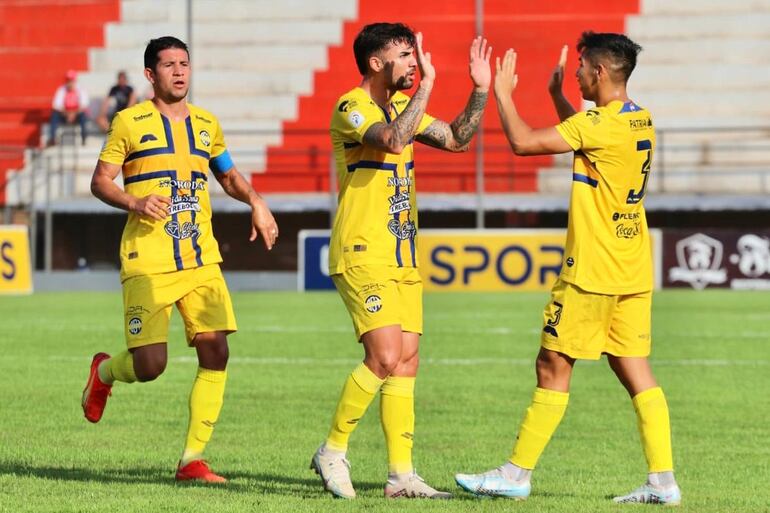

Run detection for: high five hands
[[548, 45, 568, 96], [469, 36, 492, 92], [495, 45, 569, 99]]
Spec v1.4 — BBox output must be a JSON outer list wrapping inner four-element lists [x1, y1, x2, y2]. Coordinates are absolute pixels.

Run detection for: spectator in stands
[[96, 70, 137, 132], [48, 69, 89, 146]]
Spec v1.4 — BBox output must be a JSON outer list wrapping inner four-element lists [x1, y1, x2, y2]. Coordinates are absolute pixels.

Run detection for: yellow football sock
[[633, 386, 674, 472], [509, 387, 569, 469], [99, 351, 136, 384], [380, 376, 416, 475], [325, 363, 384, 452], [182, 367, 227, 466]]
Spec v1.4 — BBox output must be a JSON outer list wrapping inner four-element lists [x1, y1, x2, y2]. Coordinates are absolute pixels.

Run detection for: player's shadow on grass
[[227, 470, 382, 497], [0, 462, 246, 491]]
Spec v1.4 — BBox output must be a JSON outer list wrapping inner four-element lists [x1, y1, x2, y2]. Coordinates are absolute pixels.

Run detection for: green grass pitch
[[1, 290, 768, 512]]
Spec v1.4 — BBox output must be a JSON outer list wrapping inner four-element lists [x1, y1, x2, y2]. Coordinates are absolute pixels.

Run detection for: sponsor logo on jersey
[[612, 211, 641, 222], [128, 317, 142, 335], [159, 179, 206, 191], [132, 112, 153, 122], [566, 257, 574, 267], [140, 133, 158, 143], [338, 99, 357, 112], [387, 176, 412, 188], [347, 110, 365, 129], [168, 195, 201, 214], [387, 219, 416, 241], [388, 192, 411, 214], [199, 129, 211, 147], [616, 222, 641, 239], [629, 119, 653, 130], [164, 221, 200, 240], [195, 114, 212, 124], [365, 294, 382, 313]]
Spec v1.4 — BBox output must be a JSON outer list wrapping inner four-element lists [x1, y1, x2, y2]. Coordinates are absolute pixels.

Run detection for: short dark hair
[[144, 36, 189, 71], [577, 31, 642, 83], [353, 23, 416, 75]]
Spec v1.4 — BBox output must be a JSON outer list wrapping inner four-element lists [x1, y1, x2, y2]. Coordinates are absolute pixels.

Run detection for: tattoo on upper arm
[[450, 90, 488, 147]]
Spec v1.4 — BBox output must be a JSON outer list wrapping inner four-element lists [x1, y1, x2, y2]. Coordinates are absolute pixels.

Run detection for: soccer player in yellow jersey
[[80, 36, 278, 483], [455, 32, 681, 505], [311, 23, 491, 499]]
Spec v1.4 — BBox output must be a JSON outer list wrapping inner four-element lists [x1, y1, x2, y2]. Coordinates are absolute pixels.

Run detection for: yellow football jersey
[[329, 87, 435, 274], [555, 100, 655, 295], [100, 100, 234, 281]]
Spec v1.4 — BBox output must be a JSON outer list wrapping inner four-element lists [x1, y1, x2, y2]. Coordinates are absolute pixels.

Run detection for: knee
[[195, 333, 229, 370], [535, 350, 572, 389], [134, 359, 166, 382], [366, 350, 401, 377]]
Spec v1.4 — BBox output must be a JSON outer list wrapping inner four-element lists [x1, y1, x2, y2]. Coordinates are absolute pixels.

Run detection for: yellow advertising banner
[[0, 225, 33, 295], [418, 229, 661, 292]]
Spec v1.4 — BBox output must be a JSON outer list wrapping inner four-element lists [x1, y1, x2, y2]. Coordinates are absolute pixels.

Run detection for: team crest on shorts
[[128, 317, 142, 335], [365, 295, 382, 313]]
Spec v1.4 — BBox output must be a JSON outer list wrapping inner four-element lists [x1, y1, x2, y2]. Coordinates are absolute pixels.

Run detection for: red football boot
[[81, 352, 112, 423], [175, 460, 227, 484]]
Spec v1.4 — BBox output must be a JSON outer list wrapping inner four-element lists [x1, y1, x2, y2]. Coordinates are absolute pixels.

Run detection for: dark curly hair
[[353, 23, 416, 75]]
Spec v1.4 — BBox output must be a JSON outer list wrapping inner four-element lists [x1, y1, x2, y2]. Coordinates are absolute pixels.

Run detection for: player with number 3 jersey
[[455, 32, 681, 506]]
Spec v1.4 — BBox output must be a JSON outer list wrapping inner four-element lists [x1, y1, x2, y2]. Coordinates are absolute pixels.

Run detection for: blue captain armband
[[210, 150, 234, 174]]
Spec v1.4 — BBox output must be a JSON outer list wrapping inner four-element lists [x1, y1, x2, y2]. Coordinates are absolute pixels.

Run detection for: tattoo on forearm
[[391, 86, 430, 146], [450, 90, 488, 147], [415, 121, 451, 150], [365, 86, 431, 150]]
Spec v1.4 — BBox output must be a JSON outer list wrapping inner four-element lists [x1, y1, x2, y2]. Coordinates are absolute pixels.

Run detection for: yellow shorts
[[122, 264, 237, 349], [332, 265, 423, 340], [540, 279, 651, 360]]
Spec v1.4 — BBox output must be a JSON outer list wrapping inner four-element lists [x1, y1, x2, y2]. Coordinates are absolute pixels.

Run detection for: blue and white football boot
[[455, 467, 531, 499]]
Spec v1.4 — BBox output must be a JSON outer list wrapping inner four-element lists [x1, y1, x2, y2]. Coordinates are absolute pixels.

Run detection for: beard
[[393, 74, 415, 90]]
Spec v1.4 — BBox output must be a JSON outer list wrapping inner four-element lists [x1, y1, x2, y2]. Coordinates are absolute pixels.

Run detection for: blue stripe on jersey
[[405, 161, 416, 266], [185, 117, 211, 159], [123, 169, 175, 185], [210, 150, 234, 174], [393, 168, 403, 267], [637, 139, 652, 151], [573, 172, 598, 188], [347, 160, 398, 173], [125, 115, 175, 162], [165, 174, 183, 271], [380, 106, 392, 123], [190, 171, 207, 266]]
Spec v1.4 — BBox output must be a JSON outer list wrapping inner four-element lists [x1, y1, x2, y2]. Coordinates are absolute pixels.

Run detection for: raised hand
[[494, 48, 519, 100], [548, 45, 568, 96], [415, 32, 435, 89], [469, 36, 492, 92], [132, 194, 171, 221]]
